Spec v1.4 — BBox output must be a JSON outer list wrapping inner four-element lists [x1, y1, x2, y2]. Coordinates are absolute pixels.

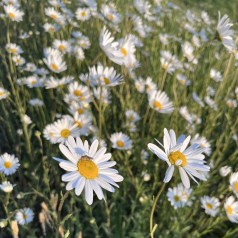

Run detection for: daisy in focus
[[53, 136, 123, 205], [148, 128, 210, 188], [15, 208, 34, 225], [201, 196, 220, 217], [0, 153, 20, 176]]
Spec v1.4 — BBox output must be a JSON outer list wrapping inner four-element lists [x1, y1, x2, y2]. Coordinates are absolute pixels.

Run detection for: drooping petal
[[75, 177, 86, 196], [84, 180, 93, 205], [179, 167, 190, 188], [59, 161, 77, 171], [163, 166, 174, 183]]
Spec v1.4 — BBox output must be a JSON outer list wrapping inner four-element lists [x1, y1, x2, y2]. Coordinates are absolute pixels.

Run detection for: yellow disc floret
[[116, 140, 125, 148], [168, 151, 187, 167], [77, 156, 98, 179], [4, 161, 12, 168], [60, 129, 70, 138]]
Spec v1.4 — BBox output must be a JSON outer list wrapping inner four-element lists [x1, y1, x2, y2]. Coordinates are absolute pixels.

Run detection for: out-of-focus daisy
[[0, 181, 15, 193], [0, 153, 20, 176], [93, 87, 111, 105], [192, 92, 204, 107], [148, 128, 210, 188], [4, 5, 24, 22], [201, 196, 220, 217], [216, 12, 236, 51], [6, 43, 23, 54], [219, 165, 232, 177], [29, 98, 44, 107], [224, 196, 238, 223], [53, 136, 123, 205], [53, 39, 71, 53], [110, 132, 132, 150], [230, 172, 238, 198], [45, 76, 73, 89], [72, 113, 92, 136], [191, 134, 211, 156], [0, 87, 10, 100], [43, 49, 67, 73], [101, 4, 121, 24], [15, 208, 34, 225], [45, 7, 64, 24], [68, 82, 91, 103], [76, 8, 91, 21], [89, 64, 123, 87], [125, 110, 140, 123], [12, 55, 25, 66], [22, 114, 32, 125], [43, 117, 80, 144], [145, 77, 157, 94], [210, 69, 222, 82], [167, 183, 193, 209], [148, 90, 174, 114]]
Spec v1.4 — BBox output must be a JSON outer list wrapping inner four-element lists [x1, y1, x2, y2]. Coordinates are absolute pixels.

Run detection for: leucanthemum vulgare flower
[[67, 82, 91, 103], [0, 153, 20, 176], [110, 132, 132, 150], [216, 12, 236, 52], [0, 87, 10, 100], [201, 196, 220, 217], [53, 136, 123, 205], [101, 4, 121, 25], [93, 87, 111, 105], [29, 98, 44, 107], [148, 128, 210, 188], [89, 64, 123, 86], [15, 208, 34, 225], [45, 7, 64, 24], [76, 8, 91, 21], [167, 183, 193, 209], [44, 76, 73, 89], [71, 112, 92, 136], [5, 43, 23, 54], [43, 117, 80, 144], [43, 48, 67, 73], [53, 39, 71, 53], [210, 68, 222, 82], [0, 181, 15, 193], [230, 172, 238, 198], [4, 4, 24, 22], [125, 110, 140, 123], [224, 196, 238, 223], [220, 165, 232, 177], [191, 134, 211, 156], [148, 90, 174, 114]]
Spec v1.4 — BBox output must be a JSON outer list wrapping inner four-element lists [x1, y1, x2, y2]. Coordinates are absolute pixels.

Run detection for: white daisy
[[148, 128, 210, 188], [5, 43, 23, 54], [0, 181, 15, 193], [216, 12, 236, 51], [230, 172, 238, 198], [201, 196, 220, 217], [72, 113, 92, 136], [224, 196, 238, 223], [110, 132, 132, 150], [4, 5, 24, 22], [219, 165, 232, 177], [0, 153, 20, 176], [53, 39, 71, 53], [76, 8, 91, 21], [191, 134, 211, 156], [148, 90, 174, 114], [0, 87, 10, 100], [15, 208, 34, 225], [53, 136, 123, 205]]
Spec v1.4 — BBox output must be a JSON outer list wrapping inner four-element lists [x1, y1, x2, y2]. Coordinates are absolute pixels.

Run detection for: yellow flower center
[[168, 151, 187, 167], [60, 129, 70, 138], [75, 121, 83, 128], [206, 203, 213, 209], [77, 108, 84, 114], [77, 156, 98, 179], [174, 195, 180, 202], [121, 47, 127, 57], [74, 90, 82, 97], [116, 140, 125, 148], [0, 92, 4, 96], [226, 206, 233, 215], [4, 161, 12, 169], [50, 63, 59, 71], [10, 48, 17, 54], [234, 182, 238, 193], [81, 11, 86, 17], [49, 132, 54, 138], [58, 45, 65, 51], [50, 14, 57, 19], [153, 100, 163, 110], [104, 77, 110, 85], [8, 12, 15, 19], [107, 14, 114, 21], [23, 214, 28, 220], [31, 80, 37, 85]]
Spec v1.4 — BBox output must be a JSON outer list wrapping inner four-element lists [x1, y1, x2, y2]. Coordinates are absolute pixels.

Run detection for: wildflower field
[[0, 0, 238, 237]]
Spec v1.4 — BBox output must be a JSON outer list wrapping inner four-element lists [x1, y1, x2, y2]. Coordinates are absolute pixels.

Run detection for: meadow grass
[[0, 0, 238, 237]]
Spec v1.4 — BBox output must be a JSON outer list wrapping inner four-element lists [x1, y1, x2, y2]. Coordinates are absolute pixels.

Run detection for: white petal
[[52, 157, 66, 163], [95, 177, 115, 192], [89, 180, 104, 200], [179, 167, 190, 188], [163, 128, 171, 154], [148, 143, 168, 161], [97, 161, 116, 169], [59, 161, 77, 171], [85, 180, 93, 205], [89, 140, 99, 157], [59, 144, 78, 164], [75, 177, 85, 196], [66, 178, 79, 190], [163, 166, 174, 183], [84, 140, 89, 153], [62, 171, 79, 182], [93, 147, 107, 163], [180, 136, 191, 152], [169, 130, 176, 147]]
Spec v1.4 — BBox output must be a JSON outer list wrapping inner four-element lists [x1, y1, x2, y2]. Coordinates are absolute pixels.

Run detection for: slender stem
[[98, 86, 103, 140], [150, 183, 166, 238], [160, 69, 168, 91], [55, 191, 70, 238]]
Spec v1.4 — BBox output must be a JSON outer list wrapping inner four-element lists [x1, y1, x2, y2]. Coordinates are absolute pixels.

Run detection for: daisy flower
[[0, 181, 15, 193], [0, 87, 10, 100], [53, 136, 123, 205], [0, 153, 20, 176], [224, 196, 238, 223], [191, 134, 211, 156], [5, 43, 23, 54], [53, 39, 71, 53], [15, 208, 34, 225], [45, 7, 64, 23], [125, 110, 140, 123], [201, 196, 220, 217], [148, 90, 174, 114], [101, 4, 121, 25], [4, 5, 24, 22], [68, 82, 91, 103], [43, 49, 67, 73], [110, 132, 132, 150], [76, 8, 91, 21], [148, 128, 210, 188], [72, 113, 92, 136], [216, 12, 236, 51], [219, 166, 232, 177], [230, 172, 238, 198]]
